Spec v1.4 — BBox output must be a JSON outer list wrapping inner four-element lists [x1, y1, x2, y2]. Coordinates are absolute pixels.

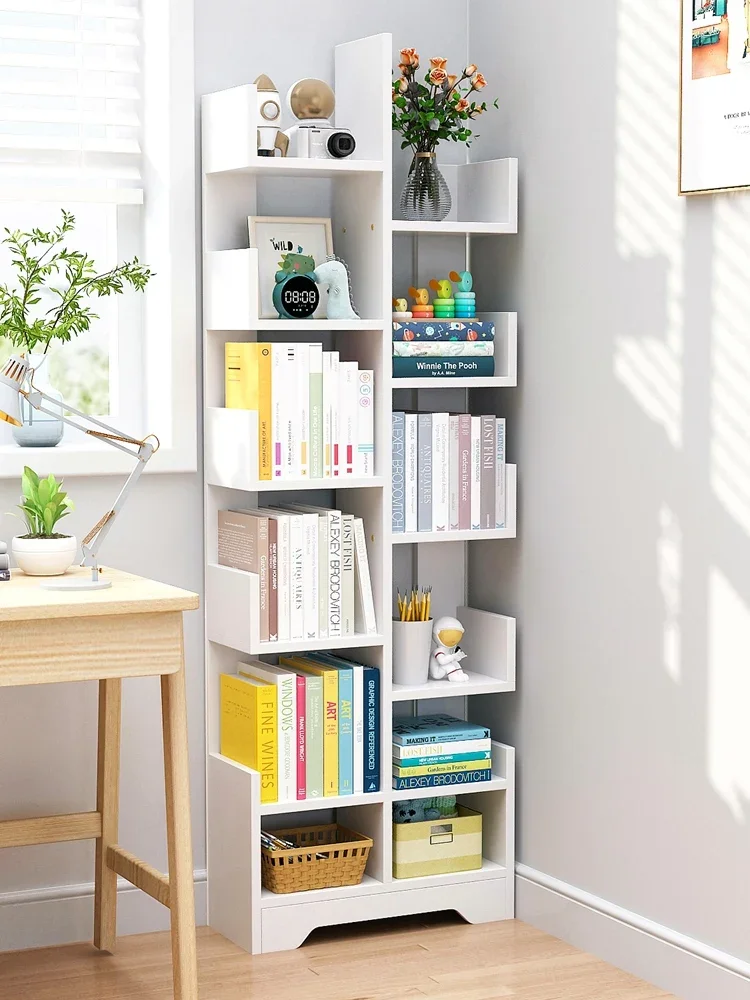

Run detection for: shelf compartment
[[389, 857, 507, 890], [260, 873, 382, 907], [390, 742, 512, 802], [393, 466, 517, 544]]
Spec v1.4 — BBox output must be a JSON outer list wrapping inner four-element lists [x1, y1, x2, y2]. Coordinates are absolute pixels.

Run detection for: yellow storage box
[[392, 805, 482, 879]]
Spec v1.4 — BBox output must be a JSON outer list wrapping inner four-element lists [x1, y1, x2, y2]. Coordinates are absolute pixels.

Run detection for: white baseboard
[[0, 870, 207, 953], [517, 865, 750, 1000]]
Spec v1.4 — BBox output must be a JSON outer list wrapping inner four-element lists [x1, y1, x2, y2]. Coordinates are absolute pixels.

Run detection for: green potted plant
[[12, 466, 76, 576], [0, 209, 152, 446]]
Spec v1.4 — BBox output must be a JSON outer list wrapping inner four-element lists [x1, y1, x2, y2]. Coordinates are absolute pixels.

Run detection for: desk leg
[[161, 666, 198, 1000], [93, 678, 122, 952]]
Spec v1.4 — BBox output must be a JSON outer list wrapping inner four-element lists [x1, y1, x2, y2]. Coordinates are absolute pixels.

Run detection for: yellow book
[[257, 343, 272, 480], [280, 656, 338, 796], [225, 342, 259, 410], [392, 759, 488, 778], [220, 673, 277, 803]]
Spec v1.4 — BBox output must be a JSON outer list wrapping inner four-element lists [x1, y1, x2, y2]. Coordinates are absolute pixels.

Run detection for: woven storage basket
[[261, 823, 373, 894]]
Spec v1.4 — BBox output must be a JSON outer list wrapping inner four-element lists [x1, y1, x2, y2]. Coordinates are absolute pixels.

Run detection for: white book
[[356, 369, 374, 476], [238, 659, 296, 803], [471, 416, 481, 530], [496, 417, 506, 529], [331, 351, 340, 476], [449, 414, 460, 531], [353, 516, 377, 634], [432, 412, 450, 532], [352, 663, 364, 794], [283, 502, 341, 638], [405, 413, 418, 533], [322, 350, 334, 477], [269, 508, 304, 639], [393, 737, 492, 760], [296, 343, 310, 479], [341, 513, 355, 635], [271, 344, 288, 480], [339, 361, 358, 477], [309, 343, 323, 480], [283, 344, 298, 478], [273, 513, 291, 640], [300, 511, 318, 639]]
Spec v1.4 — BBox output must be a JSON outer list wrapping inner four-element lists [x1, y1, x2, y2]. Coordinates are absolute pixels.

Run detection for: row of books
[[221, 655, 381, 804], [392, 714, 493, 790], [392, 413, 506, 533], [225, 342, 375, 480], [218, 505, 377, 643], [392, 320, 496, 378]]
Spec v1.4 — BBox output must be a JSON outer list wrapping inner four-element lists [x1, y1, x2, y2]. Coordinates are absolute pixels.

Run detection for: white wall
[[468, 0, 750, 986]]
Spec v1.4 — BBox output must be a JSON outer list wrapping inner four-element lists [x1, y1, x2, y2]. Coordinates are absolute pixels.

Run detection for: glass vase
[[399, 152, 452, 223], [12, 353, 64, 448]]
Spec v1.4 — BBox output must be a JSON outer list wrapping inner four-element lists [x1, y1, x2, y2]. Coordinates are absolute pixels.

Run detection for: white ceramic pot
[[12, 535, 78, 576]]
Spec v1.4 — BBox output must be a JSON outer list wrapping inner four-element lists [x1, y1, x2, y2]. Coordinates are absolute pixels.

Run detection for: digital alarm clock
[[273, 272, 320, 319]]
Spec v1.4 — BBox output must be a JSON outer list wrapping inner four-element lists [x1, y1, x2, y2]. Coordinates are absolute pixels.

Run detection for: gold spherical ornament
[[288, 78, 335, 121]]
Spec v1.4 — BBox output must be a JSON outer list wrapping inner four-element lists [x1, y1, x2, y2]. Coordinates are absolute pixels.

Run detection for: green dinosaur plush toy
[[392, 796, 458, 823]]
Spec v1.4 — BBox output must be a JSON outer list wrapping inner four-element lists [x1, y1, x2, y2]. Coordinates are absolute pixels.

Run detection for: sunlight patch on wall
[[657, 504, 682, 683], [708, 568, 750, 822], [614, 0, 684, 448]]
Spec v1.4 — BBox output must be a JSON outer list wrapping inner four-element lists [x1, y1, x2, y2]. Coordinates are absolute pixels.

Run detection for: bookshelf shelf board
[[392, 376, 517, 389], [212, 319, 385, 333], [392, 671, 514, 701], [251, 633, 385, 656], [393, 528, 516, 544], [390, 775, 508, 801], [260, 791, 386, 817], [206, 475, 385, 492], [390, 858, 507, 890], [207, 157, 385, 179], [392, 220, 516, 235], [260, 873, 382, 907]]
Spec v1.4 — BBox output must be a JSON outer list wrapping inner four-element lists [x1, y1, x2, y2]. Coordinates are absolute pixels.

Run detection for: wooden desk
[[0, 568, 200, 1000]]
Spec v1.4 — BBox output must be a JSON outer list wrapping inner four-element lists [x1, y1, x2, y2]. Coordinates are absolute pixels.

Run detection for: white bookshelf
[[202, 32, 517, 956]]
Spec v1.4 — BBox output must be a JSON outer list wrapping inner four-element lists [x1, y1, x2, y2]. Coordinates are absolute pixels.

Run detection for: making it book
[[392, 713, 491, 746]]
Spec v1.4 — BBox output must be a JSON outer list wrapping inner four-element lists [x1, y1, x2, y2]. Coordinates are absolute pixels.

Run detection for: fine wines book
[[220, 673, 277, 803], [341, 513, 355, 635], [356, 369, 375, 476], [309, 344, 324, 479], [393, 738, 492, 760], [394, 750, 492, 767], [471, 417, 481, 531], [458, 413, 472, 531], [480, 415, 496, 530], [392, 759, 489, 778], [392, 713, 491, 746], [496, 417, 506, 529], [392, 768, 492, 791], [417, 413, 432, 532], [393, 341, 494, 357], [392, 320, 495, 341], [217, 510, 269, 642], [432, 412, 449, 532], [405, 413, 418, 533], [364, 665, 380, 792], [238, 660, 296, 803], [393, 357, 495, 378], [353, 517, 378, 635], [392, 411, 405, 533]]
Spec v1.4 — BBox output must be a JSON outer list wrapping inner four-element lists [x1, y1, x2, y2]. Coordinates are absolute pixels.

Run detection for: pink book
[[458, 413, 472, 530], [296, 673, 307, 799]]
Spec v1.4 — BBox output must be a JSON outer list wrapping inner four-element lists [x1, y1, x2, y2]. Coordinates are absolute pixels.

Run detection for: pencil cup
[[392, 618, 433, 687]]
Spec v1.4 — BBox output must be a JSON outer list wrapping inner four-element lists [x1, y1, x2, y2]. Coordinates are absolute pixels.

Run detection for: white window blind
[[0, 0, 142, 202]]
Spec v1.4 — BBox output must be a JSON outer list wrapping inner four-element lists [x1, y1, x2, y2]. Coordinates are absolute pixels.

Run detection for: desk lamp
[[0, 355, 158, 591]]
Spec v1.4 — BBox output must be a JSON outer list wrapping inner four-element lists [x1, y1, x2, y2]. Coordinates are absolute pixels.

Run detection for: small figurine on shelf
[[429, 615, 469, 682], [253, 75, 289, 158], [392, 297, 413, 321], [429, 277, 455, 319], [313, 255, 360, 320], [409, 286, 433, 319], [273, 251, 321, 319], [449, 270, 476, 318]]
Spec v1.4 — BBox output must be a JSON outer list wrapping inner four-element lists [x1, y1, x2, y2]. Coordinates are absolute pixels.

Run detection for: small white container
[[392, 618, 433, 687], [12, 535, 78, 577]]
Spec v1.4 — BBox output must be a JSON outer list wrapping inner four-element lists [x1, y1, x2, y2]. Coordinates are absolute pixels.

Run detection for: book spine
[[258, 344, 272, 481], [225, 342, 258, 409], [364, 667, 380, 792], [340, 361, 358, 476], [305, 674, 324, 798], [449, 414, 460, 531], [392, 321, 495, 341], [296, 343, 310, 479], [341, 513, 355, 636], [352, 665, 364, 795], [471, 416, 481, 530], [417, 413, 432, 532], [405, 413, 418, 533], [288, 514, 304, 641], [309, 344, 324, 479], [296, 674, 306, 800], [258, 517, 269, 642], [392, 759, 488, 778], [322, 350, 333, 477], [327, 509, 342, 638], [356, 370, 375, 476], [353, 517, 377, 634], [393, 723, 490, 746], [393, 357, 495, 378], [432, 412, 449, 532], [394, 737, 492, 759], [276, 516, 291, 642], [278, 673, 296, 802], [394, 751, 492, 767], [317, 514, 329, 639], [393, 342, 494, 357], [338, 668, 353, 795], [258, 685, 278, 803], [331, 351, 340, 476], [219, 674, 256, 771], [285, 345, 299, 479], [272, 344, 286, 479], [392, 411, 405, 533], [267, 517, 278, 642], [496, 417, 506, 529], [458, 414, 472, 531], [301, 513, 318, 641], [323, 669, 339, 796], [480, 415, 496, 530], [392, 768, 492, 790]]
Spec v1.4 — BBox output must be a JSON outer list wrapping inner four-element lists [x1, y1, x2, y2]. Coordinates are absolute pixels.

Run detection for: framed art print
[[248, 216, 333, 318], [680, 0, 750, 194]]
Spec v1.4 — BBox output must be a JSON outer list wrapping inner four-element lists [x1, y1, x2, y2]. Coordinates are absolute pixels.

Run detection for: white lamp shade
[[0, 355, 29, 427]]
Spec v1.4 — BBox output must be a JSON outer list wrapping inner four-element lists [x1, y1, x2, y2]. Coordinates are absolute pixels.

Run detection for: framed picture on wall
[[248, 216, 333, 318], [680, 0, 750, 194]]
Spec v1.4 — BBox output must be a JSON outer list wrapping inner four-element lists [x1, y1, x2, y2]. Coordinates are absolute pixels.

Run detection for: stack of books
[[220, 655, 381, 804], [226, 342, 375, 480], [392, 320, 495, 379], [392, 714, 493, 791], [392, 413, 506, 534], [218, 504, 378, 643]]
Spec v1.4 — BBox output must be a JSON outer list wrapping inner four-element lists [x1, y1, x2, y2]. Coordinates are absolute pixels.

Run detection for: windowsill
[[0, 439, 195, 479]]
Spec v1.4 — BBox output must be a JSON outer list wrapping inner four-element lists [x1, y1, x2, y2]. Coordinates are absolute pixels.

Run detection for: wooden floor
[[0, 914, 674, 999]]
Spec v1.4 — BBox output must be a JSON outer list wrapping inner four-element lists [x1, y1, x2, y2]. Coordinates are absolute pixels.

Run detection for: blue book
[[392, 713, 490, 747], [393, 320, 495, 342], [393, 357, 495, 378], [392, 411, 405, 533], [392, 768, 492, 790], [306, 653, 353, 795], [364, 666, 380, 792], [392, 750, 492, 767]]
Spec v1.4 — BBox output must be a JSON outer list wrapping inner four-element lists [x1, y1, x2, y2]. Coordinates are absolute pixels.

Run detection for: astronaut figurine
[[429, 616, 469, 683]]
